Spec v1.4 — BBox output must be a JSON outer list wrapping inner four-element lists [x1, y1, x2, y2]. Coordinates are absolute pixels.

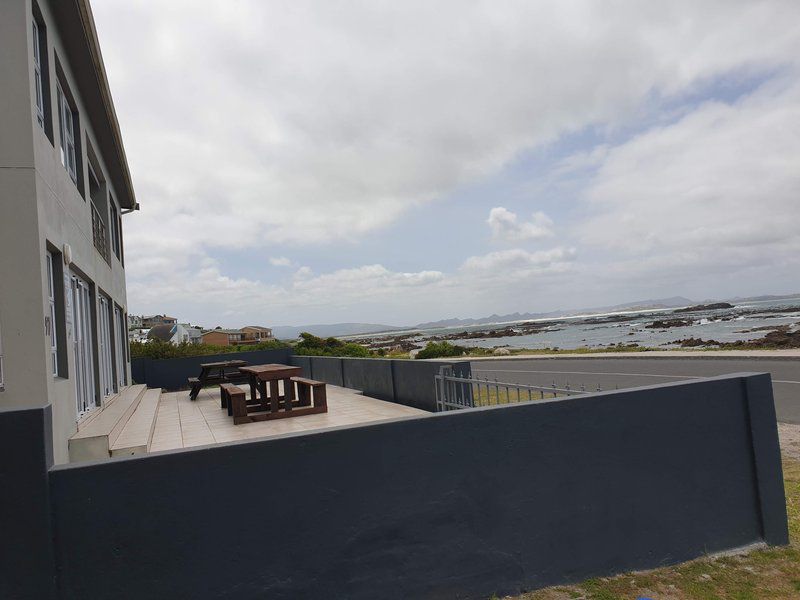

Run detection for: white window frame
[[57, 83, 77, 182], [32, 19, 45, 129], [110, 200, 121, 259], [46, 252, 58, 376]]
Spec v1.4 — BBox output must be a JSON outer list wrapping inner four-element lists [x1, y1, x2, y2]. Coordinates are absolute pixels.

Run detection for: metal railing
[[91, 202, 110, 264], [435, 365, 598, 411]]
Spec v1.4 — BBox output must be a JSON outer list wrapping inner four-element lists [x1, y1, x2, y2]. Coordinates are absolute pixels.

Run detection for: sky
[[92, 0, 800, 328]]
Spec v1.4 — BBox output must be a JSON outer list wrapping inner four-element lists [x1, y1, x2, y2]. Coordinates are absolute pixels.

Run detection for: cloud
[[91, 1, 800, 323], [461, 247, 576, 275], [487, 207, 554, 242], [269, 256, 293, 267], [574, 77, 800, 283]]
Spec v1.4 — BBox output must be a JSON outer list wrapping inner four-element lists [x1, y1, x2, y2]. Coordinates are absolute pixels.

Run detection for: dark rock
[[674, 302, 734, 313]]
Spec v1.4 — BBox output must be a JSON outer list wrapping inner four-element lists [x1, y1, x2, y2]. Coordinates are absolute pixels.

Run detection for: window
[[110, 199, 121, 259], [46, 252, 58, 375], [32, 19, 45, 128], [57, 82, 77, 182]]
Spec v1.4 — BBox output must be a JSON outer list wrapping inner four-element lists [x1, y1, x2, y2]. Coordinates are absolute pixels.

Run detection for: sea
[[360, 297, 800, 351]]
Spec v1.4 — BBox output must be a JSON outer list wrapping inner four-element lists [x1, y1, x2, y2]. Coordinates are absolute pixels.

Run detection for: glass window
[[0, 312, 4, 391], [46, 252, 58, 376], [32, 19, 45, 128], [110, 200, 121, 259], [57, 83, 77, 182]]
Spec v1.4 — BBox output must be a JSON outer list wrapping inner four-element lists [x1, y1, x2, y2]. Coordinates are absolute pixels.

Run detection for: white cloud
[[91, 1, 800, 323], [487, 207, 554, 242], [269, 256, 293, 267], [461, 247, 576, 275], [575, 77, 800, 282]]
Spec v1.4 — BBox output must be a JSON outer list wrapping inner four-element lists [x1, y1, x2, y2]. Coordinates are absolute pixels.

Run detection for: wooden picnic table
[[238, 363, 302, 413], [188, 359, 248, 400], [230, 363, 328, 424]]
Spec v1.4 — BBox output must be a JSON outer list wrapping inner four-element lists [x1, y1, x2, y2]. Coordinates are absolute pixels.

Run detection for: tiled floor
[[148, 385, 428, 452]]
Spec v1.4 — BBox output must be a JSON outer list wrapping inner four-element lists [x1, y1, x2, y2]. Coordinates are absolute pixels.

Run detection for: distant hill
[[272, 323, 403, 339], [412, 297, 695, 331]]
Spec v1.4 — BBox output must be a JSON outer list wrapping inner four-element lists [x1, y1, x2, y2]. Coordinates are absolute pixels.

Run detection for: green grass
[[505, 458, 800, 600]]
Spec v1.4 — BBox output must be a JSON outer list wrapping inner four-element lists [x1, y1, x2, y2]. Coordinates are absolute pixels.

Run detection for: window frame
[[46, 252, 58, 376], [57, 82, 77, 182], [0, 312, 4, 391], [109, 199, 121, 260], [32, 18, 45, 129]]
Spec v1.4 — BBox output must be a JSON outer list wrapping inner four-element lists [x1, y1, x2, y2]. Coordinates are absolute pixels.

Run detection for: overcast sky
[[93, 0, 800, 328]]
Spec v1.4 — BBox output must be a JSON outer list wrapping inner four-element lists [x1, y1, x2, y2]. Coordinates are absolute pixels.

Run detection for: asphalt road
[[470, 356, 800, 423]]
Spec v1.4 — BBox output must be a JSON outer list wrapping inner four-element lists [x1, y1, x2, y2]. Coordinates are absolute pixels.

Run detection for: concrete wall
[[290, 355, 471, 411], [44, 373, 787, 599], [0, 405, 56, 600], [131, 348, 294, 390], [0, 0, 132, 464]]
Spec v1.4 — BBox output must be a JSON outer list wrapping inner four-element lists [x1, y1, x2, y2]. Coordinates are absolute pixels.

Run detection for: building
[[242, 325, 274, 342], [201, 326, 273, 346], [181, 324, 203, 344], [147, 323, 190, 345], [141, 314, 177, 328], [0, 0, 136, 463], [201, 329, 244, 346]]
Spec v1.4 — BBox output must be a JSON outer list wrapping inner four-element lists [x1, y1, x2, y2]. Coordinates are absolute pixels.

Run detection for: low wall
[[44, 373, 787, 599], [130, 348, 293, 390], [289, 356, 471, 411]]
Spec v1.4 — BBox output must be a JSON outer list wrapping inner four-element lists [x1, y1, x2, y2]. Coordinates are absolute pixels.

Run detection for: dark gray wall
[[48, 373, 787, 600], [131, 348, 293, 390], [289, 356, 471, 411], [0, 405, 56, 599]]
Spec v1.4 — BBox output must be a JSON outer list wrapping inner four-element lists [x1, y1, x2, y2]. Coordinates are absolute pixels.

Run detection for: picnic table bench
[[230, 364, 328, 424], [188, 360, 249, 400]]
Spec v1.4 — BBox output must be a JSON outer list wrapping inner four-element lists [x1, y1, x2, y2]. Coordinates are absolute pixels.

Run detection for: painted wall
[[0, 0, 132, 464], [130, 348, 294, 390], [291, 355, 471, 411], [40, 373, 786, 599]]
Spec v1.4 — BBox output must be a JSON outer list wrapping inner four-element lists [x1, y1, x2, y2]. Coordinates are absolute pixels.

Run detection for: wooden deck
[[149, 384, 428, 452]]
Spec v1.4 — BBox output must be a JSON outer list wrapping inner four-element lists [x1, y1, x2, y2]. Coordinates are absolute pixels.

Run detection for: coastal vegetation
[[292, 332, 373, 357], [130, 338, 289, 359]]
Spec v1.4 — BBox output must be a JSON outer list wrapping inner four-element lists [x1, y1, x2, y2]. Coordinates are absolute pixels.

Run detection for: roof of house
[[242, 325, 272, 331], [50, 0, 136, 209], [202, 329, 242, 335], [147, 324, 176, 342]]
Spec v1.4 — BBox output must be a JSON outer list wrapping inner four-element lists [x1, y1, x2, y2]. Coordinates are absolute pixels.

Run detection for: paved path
[[469, 355, 800, 423]]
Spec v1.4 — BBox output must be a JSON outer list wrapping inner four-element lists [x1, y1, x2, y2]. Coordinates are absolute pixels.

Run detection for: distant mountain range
[[273, 296, 696, 339], [272, 322, 404, 339], [272, 293, 800, 339]]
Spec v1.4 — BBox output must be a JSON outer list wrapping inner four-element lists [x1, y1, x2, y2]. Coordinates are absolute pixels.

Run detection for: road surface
[[470, 355, 800, 423]]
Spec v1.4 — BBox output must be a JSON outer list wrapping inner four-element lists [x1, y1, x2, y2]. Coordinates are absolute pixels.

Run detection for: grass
[[502, 458, 800, 600]]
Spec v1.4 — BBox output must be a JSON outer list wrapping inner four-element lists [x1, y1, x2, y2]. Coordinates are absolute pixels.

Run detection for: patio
[[149, 384, 428, 452]]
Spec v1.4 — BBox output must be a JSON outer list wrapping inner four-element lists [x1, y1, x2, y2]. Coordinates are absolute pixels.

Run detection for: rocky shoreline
[[351, 302, 800, 353]]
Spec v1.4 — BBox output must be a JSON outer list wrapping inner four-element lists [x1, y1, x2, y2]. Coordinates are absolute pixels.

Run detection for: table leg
[[270, 380, 280, 413], [259, 380, 268, 412], [284, 377, 294, 412], [249, 374, 258, 402]]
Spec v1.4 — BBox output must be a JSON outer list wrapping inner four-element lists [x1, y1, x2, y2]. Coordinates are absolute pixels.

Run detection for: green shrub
[[130, 338, 290, 360], [415, 341, 467, 359], [293, 332, 373, 357]]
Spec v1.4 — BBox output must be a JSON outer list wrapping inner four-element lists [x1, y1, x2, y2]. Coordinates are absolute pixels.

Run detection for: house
[[201, 326, 274, 346], [147, 323, 190, 345], [201, 329, 245, 346], [0, 0, 136, 464], [128, 314, 143, 329], [141, 314, 178, 328], [242, 325, 274, 342], [181, 325, 203, 344]]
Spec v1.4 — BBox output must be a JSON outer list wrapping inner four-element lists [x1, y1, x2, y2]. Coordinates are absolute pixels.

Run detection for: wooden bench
[[219, 383, 261, 416], [231, 376, 328, 425], [291, 376, 327, 409], [188, 360, 249, 400]]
